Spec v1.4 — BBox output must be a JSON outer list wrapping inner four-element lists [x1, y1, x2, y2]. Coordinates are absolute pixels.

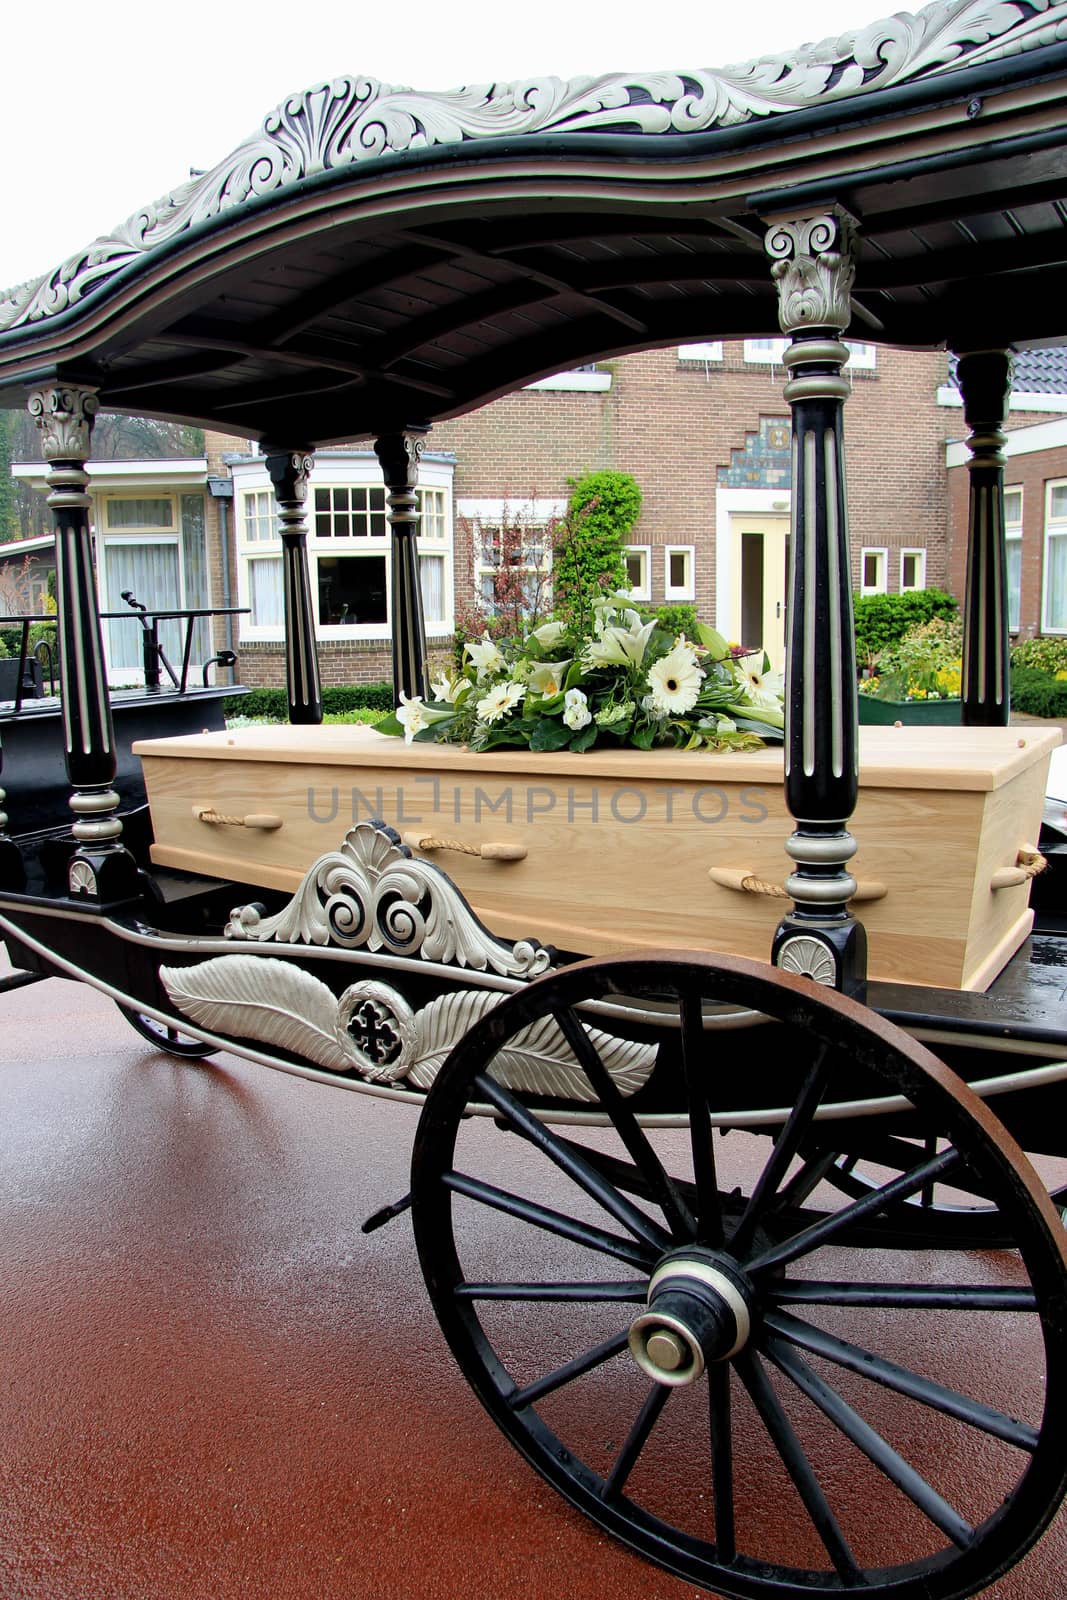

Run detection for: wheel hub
[[628, 1250, 753, 1386]]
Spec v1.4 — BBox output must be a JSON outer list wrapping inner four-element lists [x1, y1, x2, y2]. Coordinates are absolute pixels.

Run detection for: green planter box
[[858, 695, 962, 726]]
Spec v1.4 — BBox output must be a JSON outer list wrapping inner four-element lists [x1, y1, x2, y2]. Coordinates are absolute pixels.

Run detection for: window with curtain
[[237, 476, 453, 639], [1043, 482, 1067, 632], [1005, 487, 1023, 633], [98, 492, 214, 681]]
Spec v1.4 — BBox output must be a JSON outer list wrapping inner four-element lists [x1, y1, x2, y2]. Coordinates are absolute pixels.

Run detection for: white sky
[[2, 0, 896, 292]]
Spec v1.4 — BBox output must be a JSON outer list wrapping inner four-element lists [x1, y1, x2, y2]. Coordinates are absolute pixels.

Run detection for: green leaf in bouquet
[[569, 723, 598, 753], [529, 717, 576, 752], [695, 622, 730, 660]]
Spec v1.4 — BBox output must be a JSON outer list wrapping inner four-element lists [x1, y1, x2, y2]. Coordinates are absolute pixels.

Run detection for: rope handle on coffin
[[193, 805, 283, 831], [711, 844, 1047, 901], [708, 867, 886, 903], [402, 830, 527, 862], [990, 844, 1047, 890]]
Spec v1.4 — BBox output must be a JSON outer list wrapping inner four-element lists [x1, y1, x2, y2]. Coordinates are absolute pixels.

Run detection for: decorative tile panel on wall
[[717, 418, 792, 489]]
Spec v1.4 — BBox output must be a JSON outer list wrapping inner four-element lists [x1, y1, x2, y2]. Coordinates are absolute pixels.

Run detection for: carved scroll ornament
[[27, 386, 99, 462], [765, 212, 858, 336], [225, 820, 553, 981], [2, 1, 1063, 331]]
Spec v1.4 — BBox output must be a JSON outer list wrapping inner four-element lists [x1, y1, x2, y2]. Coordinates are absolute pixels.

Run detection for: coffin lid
[[2, 0, 1067, 445]]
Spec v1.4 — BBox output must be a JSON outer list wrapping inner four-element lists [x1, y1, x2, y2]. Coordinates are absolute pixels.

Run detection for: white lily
[[527, 659, 572, 697], [396, 691, 453, 744], [464, 633, 506, 679], [584, 614, 656, 668], [529, 619, 567, 649]]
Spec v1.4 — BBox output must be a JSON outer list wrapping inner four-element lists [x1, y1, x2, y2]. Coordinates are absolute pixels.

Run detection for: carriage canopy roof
[[2, 0, 1066, 444]]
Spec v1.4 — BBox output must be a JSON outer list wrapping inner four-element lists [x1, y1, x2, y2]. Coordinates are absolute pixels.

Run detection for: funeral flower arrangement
[[378, 599, 785, 754]]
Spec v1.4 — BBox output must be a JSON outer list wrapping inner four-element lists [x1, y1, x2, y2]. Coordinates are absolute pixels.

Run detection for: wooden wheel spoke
[[773, 1279, 1038, 1312], [730, 1044, 831, 1255], [509, 1330, 631, 1409], [473, 1073, 673, 1251], [553, 1005, 695, 1238], [764, 1311, 1039, 1451], [604, 1383, 672, 1497], [775, 1147, 842, 1210], [455, 1280, 648, 1303], [708, 1364, 736, 1564], [678, 987, 723, 1244], [746, 1146, 962, 1273], [763, 1336, 976, 1549], [736, 1351, 863, 1585], [444, 1170, 653, 1269]]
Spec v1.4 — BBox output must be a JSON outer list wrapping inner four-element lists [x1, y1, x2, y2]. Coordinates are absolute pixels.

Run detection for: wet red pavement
[[3, 954, 1067, 1600]]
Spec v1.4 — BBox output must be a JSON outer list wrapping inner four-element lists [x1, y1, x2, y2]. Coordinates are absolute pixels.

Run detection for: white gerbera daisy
[[476, 680, 525, 723], [646, 641, 703, 715], [738, 663, 785, 710]]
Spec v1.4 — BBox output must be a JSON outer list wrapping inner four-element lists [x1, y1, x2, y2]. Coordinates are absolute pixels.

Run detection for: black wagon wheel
[[811, 1140, 1067, 1251], [115, 1003, 216, 1060], [411, 950, 1067, 1600]]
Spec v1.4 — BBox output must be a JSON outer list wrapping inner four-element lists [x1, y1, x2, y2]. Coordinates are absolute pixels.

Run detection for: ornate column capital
[[764, 208, 859, 337], [374, 430, 428, 495], [28, 384, 99, 462], [263, 447, 315, 510]]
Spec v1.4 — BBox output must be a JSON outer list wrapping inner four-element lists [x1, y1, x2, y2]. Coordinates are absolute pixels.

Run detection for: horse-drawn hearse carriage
[[4, 4, 1067, 1594]]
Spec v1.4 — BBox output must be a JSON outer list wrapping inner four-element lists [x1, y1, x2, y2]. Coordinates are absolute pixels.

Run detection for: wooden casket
[[134, 722, 1060, 992]]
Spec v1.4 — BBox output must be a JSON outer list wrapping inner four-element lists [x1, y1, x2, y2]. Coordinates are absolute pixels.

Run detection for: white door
[[730, 514, 789, 672]]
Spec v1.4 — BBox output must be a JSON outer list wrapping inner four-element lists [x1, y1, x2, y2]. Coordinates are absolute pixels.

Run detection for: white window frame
[[844, 342, 877, 370], [234, 459, 454, 643], [899, 548, 926, 593], [744, 338, 788, 365], [524, 368, 612, 392], [678, 343, 723, 363], [1005, 486, 1023, 634], [466, 500, 556, 622], [860, 547, 888, 596], [623, 545, 652, 603], [1042, 479, 1067, 634], [664, 545, 695, 601]]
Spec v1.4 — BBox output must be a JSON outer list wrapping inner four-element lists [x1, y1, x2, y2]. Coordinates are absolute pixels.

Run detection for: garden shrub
[[648, 602, 698, 637], [223, 682, 393, 721], [552, 470, 642, 630], [1011, 636, 1067, 676], [1010, 666, 1067, 719], [853, 589, 958, 672]]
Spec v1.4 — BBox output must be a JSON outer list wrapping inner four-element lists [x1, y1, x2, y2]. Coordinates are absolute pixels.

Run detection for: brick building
[[8, 341, 1065, 688]]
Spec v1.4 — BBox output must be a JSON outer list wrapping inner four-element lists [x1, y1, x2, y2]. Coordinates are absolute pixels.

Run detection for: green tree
[[552, 470, 642, 630]]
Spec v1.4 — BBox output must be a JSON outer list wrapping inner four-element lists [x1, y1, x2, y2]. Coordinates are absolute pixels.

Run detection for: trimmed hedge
[[224, 682, 394, 720], [1010, 666, 1067, 719], [853, 589, 958, 671]]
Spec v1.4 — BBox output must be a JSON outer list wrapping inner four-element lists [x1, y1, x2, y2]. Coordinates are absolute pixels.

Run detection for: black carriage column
[[955, 351, 1013, 725], [764, 209, 866, 997], [263, 448, 322, 724], [374, 430, 429, 701], [29, 384, 139, 902], [0, 742, 25, 890]]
